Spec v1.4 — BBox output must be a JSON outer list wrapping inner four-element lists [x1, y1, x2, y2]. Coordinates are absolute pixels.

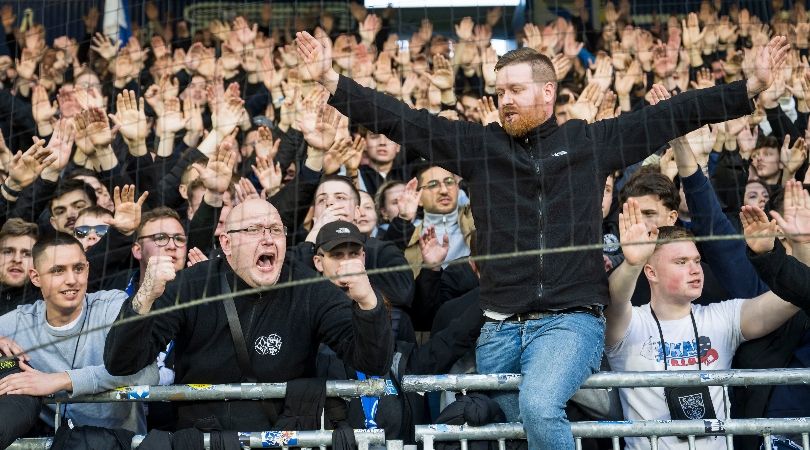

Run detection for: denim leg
[[519, 312, 606, 450], [475, 321, 523, 422]]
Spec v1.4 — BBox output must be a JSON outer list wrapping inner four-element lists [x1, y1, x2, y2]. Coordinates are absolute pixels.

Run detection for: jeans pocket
[[475, 322, 498, 350]]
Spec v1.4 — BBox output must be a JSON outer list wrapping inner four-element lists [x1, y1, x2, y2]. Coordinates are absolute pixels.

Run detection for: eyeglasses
[[226, 224, 287, 237], [418, 177, 457, 191], [137, 233, 188, 247], [74, 225, 110, 239]]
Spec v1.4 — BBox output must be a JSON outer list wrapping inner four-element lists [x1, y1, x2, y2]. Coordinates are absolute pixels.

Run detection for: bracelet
[[2, 183, 21, 197]]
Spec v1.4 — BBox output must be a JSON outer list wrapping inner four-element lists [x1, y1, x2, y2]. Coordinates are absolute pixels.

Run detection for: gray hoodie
[[0, 290, 158, 433]]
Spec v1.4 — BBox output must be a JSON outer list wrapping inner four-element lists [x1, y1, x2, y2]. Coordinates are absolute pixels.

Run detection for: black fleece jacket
[[104, 256, 394, 381], [329, 75, 754, 313]]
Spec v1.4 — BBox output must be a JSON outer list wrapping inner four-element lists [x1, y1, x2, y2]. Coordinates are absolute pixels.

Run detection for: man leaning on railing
[[103, 198, 394, 430], [604, 180, 810, 450], [0, 233, 158, 445]]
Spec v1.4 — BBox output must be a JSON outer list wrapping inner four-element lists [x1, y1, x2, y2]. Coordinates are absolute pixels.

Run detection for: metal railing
[[9, 429, 387, 450], [13, 369, 810, 449]]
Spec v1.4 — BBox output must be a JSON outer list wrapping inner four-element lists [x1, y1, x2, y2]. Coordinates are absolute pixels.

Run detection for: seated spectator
[[312, 220, 483, 443], [0, 233, 158, 437], [104, 198, 394, 430], [0, 219, 40, 315], [605, 199, 807, 450], [72, 206, 112, 250]]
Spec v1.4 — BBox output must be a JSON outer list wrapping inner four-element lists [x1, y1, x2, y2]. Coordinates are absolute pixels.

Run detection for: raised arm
[[738, 201, 804, 340], [296, 31, 478, 180], [606, 198, 659, 347], [590, 37, 790, 172]]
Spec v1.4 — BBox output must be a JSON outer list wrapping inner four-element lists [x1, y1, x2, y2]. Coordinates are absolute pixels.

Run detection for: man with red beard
[[104, 198, 393, 430], [297, 30, 790, 448], [0, 219, 40, 316]]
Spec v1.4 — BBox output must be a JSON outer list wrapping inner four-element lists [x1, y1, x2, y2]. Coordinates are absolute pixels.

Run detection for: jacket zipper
[[528, 138, 545, 300]]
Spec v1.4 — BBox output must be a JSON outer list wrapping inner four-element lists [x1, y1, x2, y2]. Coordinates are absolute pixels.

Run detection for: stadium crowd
[[0, 0, 810, 449]]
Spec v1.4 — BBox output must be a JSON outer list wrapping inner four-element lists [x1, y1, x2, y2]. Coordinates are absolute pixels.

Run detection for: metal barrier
[[415, 420, 810, 450], [9, 429, 387, 450], [14, 369, 810, 449]]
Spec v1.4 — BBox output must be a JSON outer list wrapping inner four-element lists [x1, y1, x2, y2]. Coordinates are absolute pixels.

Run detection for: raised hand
[[5, 139, 53, 192], [43, 119, 75, 174], [90, 32, 120, 60], [770, 180, 810, 244], [425, 54, 454, 91], [252, 154, 283, 196], [31, 85, 58, 125], [780, 135, 808, 175], [478, 96, 500, 126], [105, 185, 149, 235], [81, 107, 114, 148], [619, 198, 660, 266], [199, 139, 238, 194], [747, 36, 791, 98], [299, 102, 341, 151], [568, 83, 604, 123], [419, 225, 450, 270], [396, 178, 421, 222], [109, 90, 148, 155], [295, 31, 335, 86], [254, 126, 279, 159], [360, 14, 382, 45], [741, 204, 778, 254], [322, 137, 354, 175], [156, 97, 187, 135], [233, 177, 261, 203]]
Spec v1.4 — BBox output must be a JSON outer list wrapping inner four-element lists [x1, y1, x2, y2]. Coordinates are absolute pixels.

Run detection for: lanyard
[[355, 371, 380, 429], [650, 306, 701, 371]]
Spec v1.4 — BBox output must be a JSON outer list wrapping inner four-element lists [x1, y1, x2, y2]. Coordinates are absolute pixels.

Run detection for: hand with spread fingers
[[105, 185, 149, 236], [741, 204, 779, 254]]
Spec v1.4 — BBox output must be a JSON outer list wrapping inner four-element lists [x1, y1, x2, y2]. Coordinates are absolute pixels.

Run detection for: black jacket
[[318, 297, 485, 443], [0, 282, 40, 317], [748, 240, 810, 310], [328, 75, 754, 314], [104, 256, 394, 429]]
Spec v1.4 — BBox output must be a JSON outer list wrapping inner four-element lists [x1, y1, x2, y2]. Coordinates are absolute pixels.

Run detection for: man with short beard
[[0, 219, 40, 316], [297, 31, 790, 448]]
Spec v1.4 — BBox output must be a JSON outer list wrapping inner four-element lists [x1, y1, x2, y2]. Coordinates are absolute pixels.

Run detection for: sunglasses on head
[[74, 225, 110, 238]]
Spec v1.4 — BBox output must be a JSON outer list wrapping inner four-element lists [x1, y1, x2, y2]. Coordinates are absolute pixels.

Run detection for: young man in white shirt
[[604, 187, 810, 449]]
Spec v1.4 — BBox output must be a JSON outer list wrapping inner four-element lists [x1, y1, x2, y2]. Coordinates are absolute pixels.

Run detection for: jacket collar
[[523, 115, 559, 147]]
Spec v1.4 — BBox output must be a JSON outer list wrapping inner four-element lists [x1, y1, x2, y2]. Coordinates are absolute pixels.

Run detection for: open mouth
[[687, 279, 702, 288], [256, 253, 276, 272], [61, 289, 80, 299]]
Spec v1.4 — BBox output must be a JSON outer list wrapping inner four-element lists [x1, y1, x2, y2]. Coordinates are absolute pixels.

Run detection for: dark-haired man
[[0, 233, 157, 437], [298, 29, 789, 447], [49, 179, 97, 233]]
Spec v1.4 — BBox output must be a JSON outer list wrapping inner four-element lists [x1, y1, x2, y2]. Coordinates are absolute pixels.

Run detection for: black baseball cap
[[315, 220, 366, 252]]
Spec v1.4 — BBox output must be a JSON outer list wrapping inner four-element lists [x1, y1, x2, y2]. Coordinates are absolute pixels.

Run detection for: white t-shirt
[[605, 299, 747, 450]]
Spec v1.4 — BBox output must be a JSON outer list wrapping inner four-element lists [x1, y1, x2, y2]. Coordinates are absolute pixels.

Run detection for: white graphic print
[[255, 334, 282, 355]]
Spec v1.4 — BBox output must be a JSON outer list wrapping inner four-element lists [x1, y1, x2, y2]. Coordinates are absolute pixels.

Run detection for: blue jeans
[[476, 311, 605, 450]]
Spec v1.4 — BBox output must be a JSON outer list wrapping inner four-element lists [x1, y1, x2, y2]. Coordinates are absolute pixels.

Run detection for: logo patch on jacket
[[255, 334, 282, 355]]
